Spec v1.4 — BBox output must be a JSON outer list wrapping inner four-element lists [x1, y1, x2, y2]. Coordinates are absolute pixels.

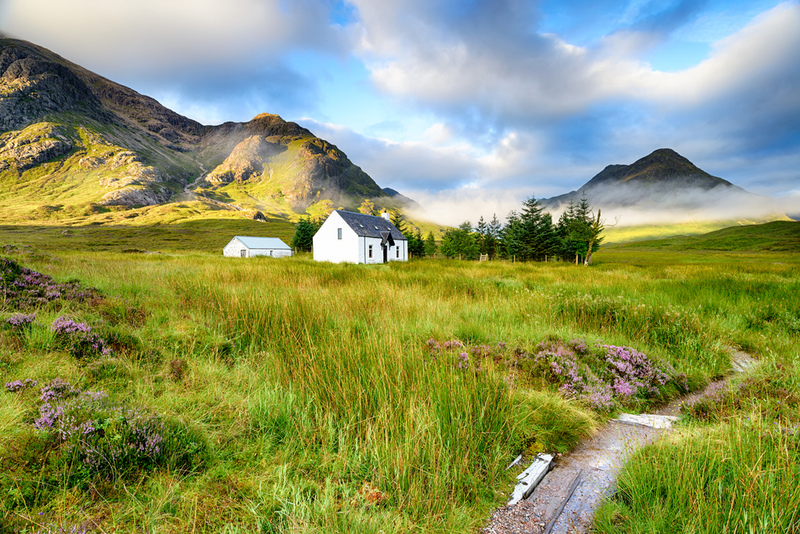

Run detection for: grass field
[[1, 220, 798, 533]]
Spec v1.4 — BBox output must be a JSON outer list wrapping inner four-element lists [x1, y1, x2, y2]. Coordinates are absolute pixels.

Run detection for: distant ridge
[[0, 37, 398, 223]]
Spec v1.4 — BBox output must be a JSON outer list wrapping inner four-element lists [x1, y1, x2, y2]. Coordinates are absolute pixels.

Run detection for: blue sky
[[2, 0, 799, 223]]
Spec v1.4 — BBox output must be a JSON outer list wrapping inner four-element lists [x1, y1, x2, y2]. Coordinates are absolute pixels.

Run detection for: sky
[[2, 0, 799, 224]]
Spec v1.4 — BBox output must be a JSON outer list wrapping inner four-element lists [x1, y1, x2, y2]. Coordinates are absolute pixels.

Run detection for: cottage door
[[382, 245, 388, 263]]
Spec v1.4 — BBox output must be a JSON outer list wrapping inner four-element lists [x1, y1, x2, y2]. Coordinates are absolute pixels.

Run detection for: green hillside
[[606, 220, 800, 252], [0, 38, 400, 226]]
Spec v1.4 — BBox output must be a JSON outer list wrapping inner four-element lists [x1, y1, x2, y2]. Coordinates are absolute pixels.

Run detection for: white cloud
[[3, 0, 347, 76], [643, 2, 800, 105]]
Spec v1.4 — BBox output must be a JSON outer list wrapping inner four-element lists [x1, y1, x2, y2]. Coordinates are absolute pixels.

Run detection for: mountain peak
[[0, 38, 391, 219], [541, 148, 745, 210], [583, 148, 733, 189]]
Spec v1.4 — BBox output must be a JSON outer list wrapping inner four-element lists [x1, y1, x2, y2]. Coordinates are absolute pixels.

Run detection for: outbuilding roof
[[335, 210, 407, 240], [233, 236, 292, 250]]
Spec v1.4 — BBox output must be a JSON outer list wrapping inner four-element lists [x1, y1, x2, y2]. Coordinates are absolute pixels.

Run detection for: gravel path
[[483, 351, 756, 534]]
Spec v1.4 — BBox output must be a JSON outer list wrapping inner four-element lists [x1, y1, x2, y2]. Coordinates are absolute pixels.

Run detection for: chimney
[[381, 211, 391, 221]]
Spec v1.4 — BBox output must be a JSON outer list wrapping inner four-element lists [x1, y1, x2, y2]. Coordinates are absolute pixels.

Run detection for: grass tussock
[[595, 412, 800, 533]]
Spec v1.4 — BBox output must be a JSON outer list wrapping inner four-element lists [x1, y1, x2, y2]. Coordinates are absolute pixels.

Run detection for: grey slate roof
[[335, 210, 407, 240], [234, 236, 292, 250]]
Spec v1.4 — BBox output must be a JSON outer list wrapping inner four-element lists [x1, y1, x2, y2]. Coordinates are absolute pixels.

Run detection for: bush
[[4, 313, 36, 332], [30, 379, 208, 482], [50, 316, 110, 359], [0, 257, 100, 309], [516, 339, 686, 411]]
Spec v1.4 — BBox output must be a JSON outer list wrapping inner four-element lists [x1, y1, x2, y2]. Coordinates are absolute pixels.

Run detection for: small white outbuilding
[[313, 210, 408, 264], [223, 236, 293, 258]]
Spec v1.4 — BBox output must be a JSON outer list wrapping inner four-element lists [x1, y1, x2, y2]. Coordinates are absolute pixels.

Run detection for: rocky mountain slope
[[0, 38, 387, 223], [542, 149, 753, 211]]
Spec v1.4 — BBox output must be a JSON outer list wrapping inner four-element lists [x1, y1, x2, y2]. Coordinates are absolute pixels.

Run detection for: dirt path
[[483, 351, 755, 534]]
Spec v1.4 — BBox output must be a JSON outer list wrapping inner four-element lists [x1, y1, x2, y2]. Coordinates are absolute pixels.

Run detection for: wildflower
[[4, 378, 37, 392], [50, 316, 110, 359], [5, 313, 36, 329]]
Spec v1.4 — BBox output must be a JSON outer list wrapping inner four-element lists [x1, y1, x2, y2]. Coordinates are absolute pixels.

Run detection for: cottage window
[[396, 247, 399, 258], [337, 228, 342, 240], [368, 245, 373, 258], [240, 249, 247, 258]]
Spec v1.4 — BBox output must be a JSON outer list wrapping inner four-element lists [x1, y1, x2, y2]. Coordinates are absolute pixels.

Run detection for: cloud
[[303, 119, 481, 190], [4, 0, 346, 70], [349, 0, 800, 192], [2, 0, 349, 122]]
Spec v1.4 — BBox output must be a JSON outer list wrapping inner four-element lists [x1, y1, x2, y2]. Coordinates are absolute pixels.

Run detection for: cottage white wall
[[223, 238, 293, 258], [362, 236, 383, 264], [390, 239, 408, 262], [313, 212, 360, 263], [223, 238, 247, 257], [360, 237, 407, 263], [313, 211, 410, 264], [249, 248, 293, 258]]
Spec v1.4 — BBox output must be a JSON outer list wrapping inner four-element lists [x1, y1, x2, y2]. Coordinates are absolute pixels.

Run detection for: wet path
[[484, 351, 755, 534]]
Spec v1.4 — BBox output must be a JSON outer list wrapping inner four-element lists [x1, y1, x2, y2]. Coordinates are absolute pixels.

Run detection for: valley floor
[[1, 228, 799, 533]]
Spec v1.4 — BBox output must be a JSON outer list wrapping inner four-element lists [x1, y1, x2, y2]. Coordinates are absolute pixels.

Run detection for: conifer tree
[[424, 231, 437, 257], [291, 218, 320, 252]]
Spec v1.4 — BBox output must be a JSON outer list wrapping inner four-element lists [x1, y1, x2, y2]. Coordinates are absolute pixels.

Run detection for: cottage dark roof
[[335, 210, 407, 240]]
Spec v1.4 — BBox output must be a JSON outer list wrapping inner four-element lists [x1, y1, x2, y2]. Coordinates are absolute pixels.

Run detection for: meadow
[[1, 222, 799, 533]]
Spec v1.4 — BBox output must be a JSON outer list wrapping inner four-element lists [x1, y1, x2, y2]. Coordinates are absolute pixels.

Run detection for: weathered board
[[508, 453, 554, 506]]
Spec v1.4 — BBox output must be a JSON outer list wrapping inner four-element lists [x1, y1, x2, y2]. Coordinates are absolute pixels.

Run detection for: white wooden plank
[[507, 453, 553, 506]]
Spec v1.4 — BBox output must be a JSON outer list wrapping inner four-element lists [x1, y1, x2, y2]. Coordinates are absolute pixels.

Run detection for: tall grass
[[1, 247, 798, 532], [595, 412, 800, 533]]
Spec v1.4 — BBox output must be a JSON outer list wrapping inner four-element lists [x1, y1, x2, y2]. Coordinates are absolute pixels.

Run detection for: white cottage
[[223, 236, 293, 258], [313, 210, 408, 264]]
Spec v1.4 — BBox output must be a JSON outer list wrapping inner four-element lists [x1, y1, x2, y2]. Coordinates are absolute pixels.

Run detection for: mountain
[[0, 38, 389, 223], [542, 149, 753, 211]]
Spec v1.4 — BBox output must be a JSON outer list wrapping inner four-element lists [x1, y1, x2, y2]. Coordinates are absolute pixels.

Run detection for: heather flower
[[33, 382, 170, 475], [5, 313, 36, 329], [569, 339, 588, 355], [602, 345, 671, 397], [50, 316, 110, 359], [0, 257, 100, 309], [457, 352, 470, 370], [4, 378, 37, 392], [40, 378, 78, 402]]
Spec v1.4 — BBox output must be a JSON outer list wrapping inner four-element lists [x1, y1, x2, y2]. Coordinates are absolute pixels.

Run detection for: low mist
[[406, 185, 799, 228]]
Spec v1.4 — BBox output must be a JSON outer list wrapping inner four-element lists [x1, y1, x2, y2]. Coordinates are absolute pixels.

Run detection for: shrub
[[31, 379, 208, 482], [517, 339, 685, 411], [5, 313, 36, 331], [0, 257, 100, 309], [4, 378, 37, 392], [50, 316, 110, 359]]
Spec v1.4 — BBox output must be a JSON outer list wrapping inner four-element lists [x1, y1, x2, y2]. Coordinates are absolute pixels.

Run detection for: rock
[[99, 186, 171, 207], [0, 123, 74, 171], [244, 210, 267, 221]]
